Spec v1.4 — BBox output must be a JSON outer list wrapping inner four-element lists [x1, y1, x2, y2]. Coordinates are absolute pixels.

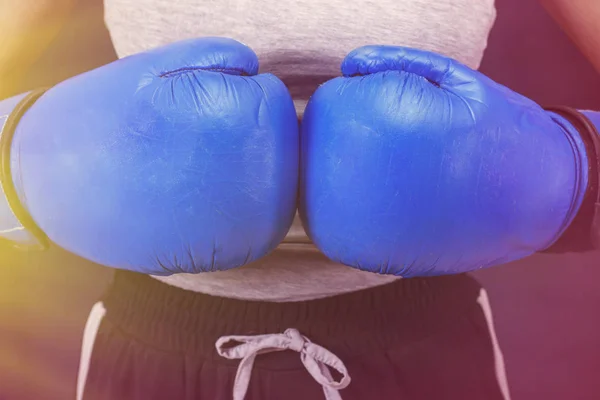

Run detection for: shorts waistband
[[101, 270, 483, 359]]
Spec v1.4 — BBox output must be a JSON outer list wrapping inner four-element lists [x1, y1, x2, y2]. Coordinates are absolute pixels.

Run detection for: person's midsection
[[104, 0, 496, 300]]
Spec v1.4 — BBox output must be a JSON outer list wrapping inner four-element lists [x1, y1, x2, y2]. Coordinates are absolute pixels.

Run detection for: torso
[[104, 0, 497, 301]]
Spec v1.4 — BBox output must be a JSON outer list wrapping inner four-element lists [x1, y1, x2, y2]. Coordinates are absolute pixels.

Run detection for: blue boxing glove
[[0, 37, 298, 274], [301, 45, 599, 277]]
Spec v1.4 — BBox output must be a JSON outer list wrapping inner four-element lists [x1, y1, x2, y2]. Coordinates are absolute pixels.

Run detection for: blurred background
[[0, 0, 599, 399]]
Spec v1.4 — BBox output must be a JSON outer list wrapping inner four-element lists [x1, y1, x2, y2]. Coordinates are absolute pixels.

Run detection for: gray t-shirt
[[104, 0, 497, 301]]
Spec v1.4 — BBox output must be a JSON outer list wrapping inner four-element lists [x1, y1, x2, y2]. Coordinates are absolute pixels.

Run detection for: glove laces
[[216, 328, 351, 400]]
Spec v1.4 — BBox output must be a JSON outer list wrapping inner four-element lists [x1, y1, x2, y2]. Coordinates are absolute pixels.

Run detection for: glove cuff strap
[[543, 105, 600, 252], [0, 89, 49, 249]]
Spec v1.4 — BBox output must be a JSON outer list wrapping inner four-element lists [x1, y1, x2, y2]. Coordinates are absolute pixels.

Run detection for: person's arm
[[539, 0, 600, 72], [0, 0, 78, 98]]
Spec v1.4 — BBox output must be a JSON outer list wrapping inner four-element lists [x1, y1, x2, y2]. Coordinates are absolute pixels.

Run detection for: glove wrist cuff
[[0, 89, 49, 249], [543, 106, 600, 252]]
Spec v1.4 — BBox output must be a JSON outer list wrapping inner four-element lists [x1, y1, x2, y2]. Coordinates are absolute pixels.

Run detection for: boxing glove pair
[[1, 38, 598, 277]]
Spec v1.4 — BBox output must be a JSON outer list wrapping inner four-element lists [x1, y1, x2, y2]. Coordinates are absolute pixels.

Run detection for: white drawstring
[[216, 328, 351, 400]]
